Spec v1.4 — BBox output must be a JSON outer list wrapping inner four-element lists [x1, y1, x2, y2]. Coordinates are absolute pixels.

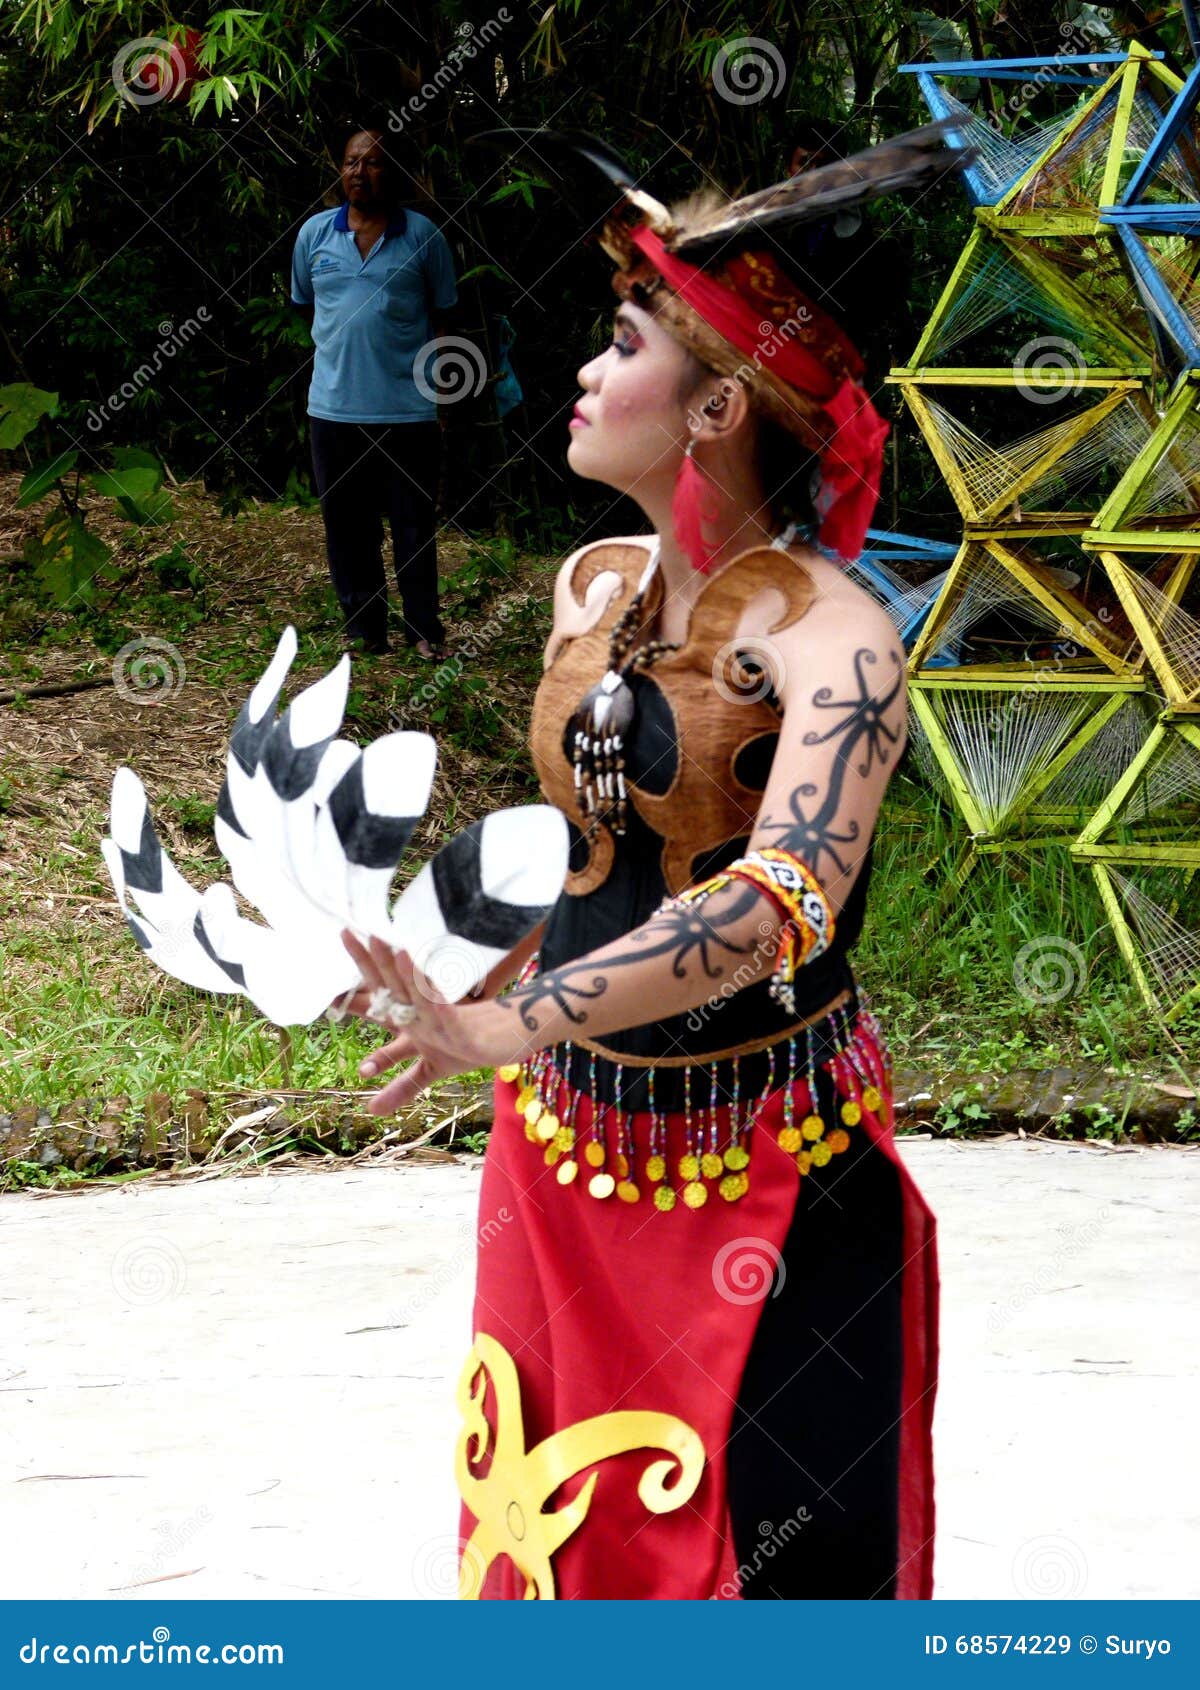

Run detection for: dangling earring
[[671, 436, 723, 575]]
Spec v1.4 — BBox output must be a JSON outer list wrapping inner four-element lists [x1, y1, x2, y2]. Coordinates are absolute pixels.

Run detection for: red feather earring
[[671, 438, 723, 574]]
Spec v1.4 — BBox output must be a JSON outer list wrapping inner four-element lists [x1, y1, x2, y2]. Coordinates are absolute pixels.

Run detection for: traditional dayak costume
[[456, 127, 967, 1600]]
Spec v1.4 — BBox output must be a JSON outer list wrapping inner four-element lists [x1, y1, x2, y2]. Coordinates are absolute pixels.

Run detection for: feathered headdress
[[477, 123, 970, 566]]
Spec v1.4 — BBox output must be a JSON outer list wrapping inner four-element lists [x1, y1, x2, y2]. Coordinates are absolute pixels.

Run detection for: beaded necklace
[[569, 525, 798, 839], [568, 540, 675, 839]]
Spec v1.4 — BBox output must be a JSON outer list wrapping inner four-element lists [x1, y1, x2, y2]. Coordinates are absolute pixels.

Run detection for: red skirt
[[454, 1009, 938, 1600]]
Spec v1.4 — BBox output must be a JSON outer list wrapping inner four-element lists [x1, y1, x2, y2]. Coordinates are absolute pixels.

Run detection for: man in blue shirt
[[291, 128, 458, 658]]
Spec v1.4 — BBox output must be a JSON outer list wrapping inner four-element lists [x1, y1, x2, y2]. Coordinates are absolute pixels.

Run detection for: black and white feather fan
[[101, 628, 568, 1026]]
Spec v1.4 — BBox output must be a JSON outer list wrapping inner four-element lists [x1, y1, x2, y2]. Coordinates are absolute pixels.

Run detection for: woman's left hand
[[337, 932, 528, 1116]]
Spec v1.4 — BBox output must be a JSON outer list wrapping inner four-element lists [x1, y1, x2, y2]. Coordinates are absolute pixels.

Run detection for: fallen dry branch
[[0, 675, 113, 706]]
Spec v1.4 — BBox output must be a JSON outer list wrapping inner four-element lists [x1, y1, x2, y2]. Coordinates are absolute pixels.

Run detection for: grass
[[857, 776, 1185, 1076], [0, 470, 1196, 1140]]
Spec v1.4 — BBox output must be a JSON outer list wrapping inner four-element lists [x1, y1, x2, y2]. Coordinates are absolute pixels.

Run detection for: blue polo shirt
[[290, 203, 458, 423]]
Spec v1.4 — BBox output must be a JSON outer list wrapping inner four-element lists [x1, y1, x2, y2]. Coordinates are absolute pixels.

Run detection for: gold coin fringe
[[497, 990, 892, 1213]]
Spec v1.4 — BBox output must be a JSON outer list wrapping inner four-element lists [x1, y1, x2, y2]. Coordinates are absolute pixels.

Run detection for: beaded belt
[[497, 960, 891, 1212]]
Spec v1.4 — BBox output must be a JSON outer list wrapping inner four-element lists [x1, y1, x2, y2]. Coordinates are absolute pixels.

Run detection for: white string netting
[[917, 393, 1144, 515], [1124, 403, 1200, 523], [916, 237, 1130, 365], [925, 686, 1096, 832], [1110, 727, 1200, 826], [1111, 564, 1200, 700], [846, 555, 950, 631], [932, 540, 1135, 659], [907, 700, 946, 794], [1109, 867, 1200, 999], [931, 87, 1070, 202], [941, 547, 1058, 649], [1120, 90, 1200, 204], [1019, 397, 1155, 510], [1142, 235, 1200, 341], [1006, 86, 1187, 212], [1008, 89, 1119, 212], [1037, 694, 1154, 809], [1022, 234, 1146, 341]]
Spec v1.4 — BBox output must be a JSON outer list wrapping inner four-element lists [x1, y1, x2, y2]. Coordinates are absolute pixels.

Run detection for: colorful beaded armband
[[670, 845, 835, 1016]]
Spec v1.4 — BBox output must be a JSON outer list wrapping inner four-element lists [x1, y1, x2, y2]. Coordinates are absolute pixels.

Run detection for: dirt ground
[[1, 1138, 1196, 1601]]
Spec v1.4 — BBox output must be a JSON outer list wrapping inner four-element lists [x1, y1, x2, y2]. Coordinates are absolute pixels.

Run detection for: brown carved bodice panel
[[529, 539, 817, 896]]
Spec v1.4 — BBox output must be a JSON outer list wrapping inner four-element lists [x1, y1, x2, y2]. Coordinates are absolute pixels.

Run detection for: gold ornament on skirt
[[455, 1331, 705, 1600]]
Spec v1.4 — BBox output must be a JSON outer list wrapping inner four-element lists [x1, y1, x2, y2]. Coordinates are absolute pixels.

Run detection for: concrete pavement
[[1, 1140, 1196, 1600]]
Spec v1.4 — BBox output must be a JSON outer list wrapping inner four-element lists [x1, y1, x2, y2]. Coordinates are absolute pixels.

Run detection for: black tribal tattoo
[[756, 644, 904, 882], [499, 878, 766, 1035]]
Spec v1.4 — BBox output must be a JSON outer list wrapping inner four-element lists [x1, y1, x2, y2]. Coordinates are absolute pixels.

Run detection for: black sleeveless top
[[535, 669, 874, 1112]]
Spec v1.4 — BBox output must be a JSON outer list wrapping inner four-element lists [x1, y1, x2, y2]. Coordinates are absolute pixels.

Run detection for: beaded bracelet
[[668, 845, 835, 1015]]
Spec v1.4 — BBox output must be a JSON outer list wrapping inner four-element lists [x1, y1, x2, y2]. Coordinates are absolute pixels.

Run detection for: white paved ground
[[0, 1141, 1196, 1601]]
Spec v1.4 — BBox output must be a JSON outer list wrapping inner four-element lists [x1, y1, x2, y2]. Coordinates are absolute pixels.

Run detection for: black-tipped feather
[[669, 122, 972, 261], [470, 127, 639, 192], [469, 122, 970, 266]]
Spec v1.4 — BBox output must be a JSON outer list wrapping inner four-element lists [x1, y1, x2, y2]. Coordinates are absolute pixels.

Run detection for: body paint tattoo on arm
[[498, 878, 766, 1036], [756, 646, 904, 884]]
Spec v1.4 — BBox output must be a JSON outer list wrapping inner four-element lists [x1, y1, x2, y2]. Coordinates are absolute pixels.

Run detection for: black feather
[[669, 122, 973, 263], [469, 127, 639, 195]]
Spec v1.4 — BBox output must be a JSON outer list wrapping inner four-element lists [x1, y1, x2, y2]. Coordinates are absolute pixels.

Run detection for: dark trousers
[[309, 416, 444, 647]]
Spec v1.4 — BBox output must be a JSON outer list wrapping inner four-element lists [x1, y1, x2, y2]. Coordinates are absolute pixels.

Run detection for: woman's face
[[567, 302, 697, 498]]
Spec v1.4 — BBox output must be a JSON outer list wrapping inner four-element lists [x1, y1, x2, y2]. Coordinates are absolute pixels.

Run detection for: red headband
[[629, 226, 888, 563]]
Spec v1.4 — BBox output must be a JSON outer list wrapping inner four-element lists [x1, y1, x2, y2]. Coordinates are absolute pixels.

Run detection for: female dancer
[[342, 128, 961, 1600]]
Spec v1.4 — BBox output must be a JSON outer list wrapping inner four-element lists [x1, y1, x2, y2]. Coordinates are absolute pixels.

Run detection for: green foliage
[[149, 542, 205, 590], [0, 0, 995, 539], [4, 387, 178, 613], [0, 383, 57, 448], [933, 1087, 989, 1133], [17, 450, 78, 504], [23, 513, 112, 606], [161, 793, 218, 835]]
